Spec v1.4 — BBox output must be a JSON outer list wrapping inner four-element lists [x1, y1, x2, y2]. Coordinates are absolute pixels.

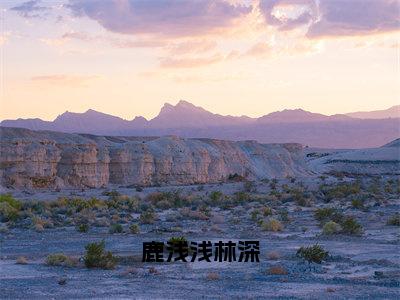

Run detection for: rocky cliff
[[0, 127, 308, 189]]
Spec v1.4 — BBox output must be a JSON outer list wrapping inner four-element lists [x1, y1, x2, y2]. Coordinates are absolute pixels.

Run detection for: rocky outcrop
[[306, 141, 400, 175], [0, 127, 309, 189]]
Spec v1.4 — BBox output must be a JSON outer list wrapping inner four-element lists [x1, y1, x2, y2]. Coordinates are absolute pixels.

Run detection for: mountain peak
[[176, 100, 195, 107]]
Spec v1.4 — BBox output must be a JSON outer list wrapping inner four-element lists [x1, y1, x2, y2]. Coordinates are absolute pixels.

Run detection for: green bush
[[0, 202, 19, 222], [314, 207, 343, 225], [209, 191, 223, 205], [322, 221, 342, 235], [0, 194, 22, 222], [351, 198, 364, 209], [387, 213, 400, 226], [129, 223, 140, 234], [139, 210, 156, 224], [77, 223, 89, 233], [168, 236, 188, 245], [322, 182, 361, 201], [233, 192, 250, 203], [84, 240, 116, 269], [341, 216, 363, 235], [296, 244, 329, 264], [109, 223, 123, 234], [146, 192, 186, 209], [0, 194, 22, 210], [278, 209, 289, 222]]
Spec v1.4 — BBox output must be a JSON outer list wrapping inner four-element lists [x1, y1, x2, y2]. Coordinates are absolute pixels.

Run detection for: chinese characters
[[143, 240, 260, 263]]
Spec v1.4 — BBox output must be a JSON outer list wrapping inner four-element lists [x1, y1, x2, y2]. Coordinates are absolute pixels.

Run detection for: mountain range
[[1, 101, 399, 149]]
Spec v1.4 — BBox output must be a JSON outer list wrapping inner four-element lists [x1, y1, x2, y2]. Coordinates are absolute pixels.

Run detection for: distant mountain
[[1, 101, 399, 148], [346, 105, 400, 119], [149, 100, 254, 128], [257, 108, 351, 123]]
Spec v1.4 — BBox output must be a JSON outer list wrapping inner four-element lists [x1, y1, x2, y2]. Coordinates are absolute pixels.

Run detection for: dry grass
[[34, 223, 44, 232], [46, 253, 78, 267], [262, 219, 283, 232], [206, 272, 220, 280], [267, 251, 281, 260], [266, 265, 288, 275], [16, 256, 28, 265]]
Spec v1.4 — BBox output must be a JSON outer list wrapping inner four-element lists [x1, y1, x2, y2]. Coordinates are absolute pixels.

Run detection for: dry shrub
[[267, 251, 281, 260], [16, 256, 28, 265], [180, 208, 209, 220], [34, 223, 44, 232], [46, 253, 78, 267], [267, 265, 288, 275], [206, 272, 220, 280], [262, 219, 283, 232]]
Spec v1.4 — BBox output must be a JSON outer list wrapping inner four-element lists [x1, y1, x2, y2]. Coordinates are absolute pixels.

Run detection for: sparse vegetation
[[84, 240, 116, 269], [139, 210, 156, 224], [296, 244, 329, 264], [129, 223, 140, 234], [16, 256, 28, 265], [267, 265, 288, 275], [314, 207, 343, 225], [351, 198, 364, 209], [46, 253, 78, 267], [206, 272, 220, 280], [109, 223, 123, 234], [0, 194, 21, 222], [77, 223, 89, 233], [387, 213, 400, 226], [322, 221, 342, 235], [267, 251, 281, 260], [261, 219, 283, 232], [340, 216, 363, 235]]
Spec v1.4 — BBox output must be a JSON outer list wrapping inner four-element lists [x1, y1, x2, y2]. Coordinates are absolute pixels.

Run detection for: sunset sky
[[0, 0, 399, 121]]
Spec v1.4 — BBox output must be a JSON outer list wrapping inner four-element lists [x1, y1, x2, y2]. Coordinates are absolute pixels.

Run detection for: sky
[[0, 0, 399, 121]]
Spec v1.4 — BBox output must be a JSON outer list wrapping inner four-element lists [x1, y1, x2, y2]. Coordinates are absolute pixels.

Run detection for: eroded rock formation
[[0, 127, 308, 189]]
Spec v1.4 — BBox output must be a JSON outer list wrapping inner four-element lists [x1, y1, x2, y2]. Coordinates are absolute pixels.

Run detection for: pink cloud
[[259, 0, 400, 38], [67, 0, 252, 37]]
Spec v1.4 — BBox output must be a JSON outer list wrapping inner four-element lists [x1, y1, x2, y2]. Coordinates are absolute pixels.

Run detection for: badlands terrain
[[0, 127, 399, 299]]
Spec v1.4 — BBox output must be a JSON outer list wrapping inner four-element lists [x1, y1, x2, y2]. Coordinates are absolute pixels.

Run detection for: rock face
[[306, 140, 400, 175], [0, 127, 308, 189]]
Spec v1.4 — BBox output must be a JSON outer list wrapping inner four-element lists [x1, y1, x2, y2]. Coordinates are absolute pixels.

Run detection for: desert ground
[[1, 173, 399, 299]]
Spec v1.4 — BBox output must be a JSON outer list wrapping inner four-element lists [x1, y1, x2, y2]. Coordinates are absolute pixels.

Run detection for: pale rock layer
[[0, 127, 308, 189]]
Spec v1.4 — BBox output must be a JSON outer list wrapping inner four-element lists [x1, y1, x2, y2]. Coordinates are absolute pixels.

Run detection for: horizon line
[[1, 100, 399, 123]]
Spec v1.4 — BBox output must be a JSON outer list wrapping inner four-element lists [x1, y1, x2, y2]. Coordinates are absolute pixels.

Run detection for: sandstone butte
[[0, 127, 309, 189]]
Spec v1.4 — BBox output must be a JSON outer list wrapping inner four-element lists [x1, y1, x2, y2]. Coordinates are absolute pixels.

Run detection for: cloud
[[31, 74, 99, 87], [166, 40, 217, 55], [245, 42, 273, 57], [307, 0, 400, 38], [41, 31, 166, 49], [159, 53, 223, 68], [259, 0, 400, 38], [11, 0, 50, 18], [67, 0, 252, 37], [259, 0, 316, 30], [244, 38, 322, 59]]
